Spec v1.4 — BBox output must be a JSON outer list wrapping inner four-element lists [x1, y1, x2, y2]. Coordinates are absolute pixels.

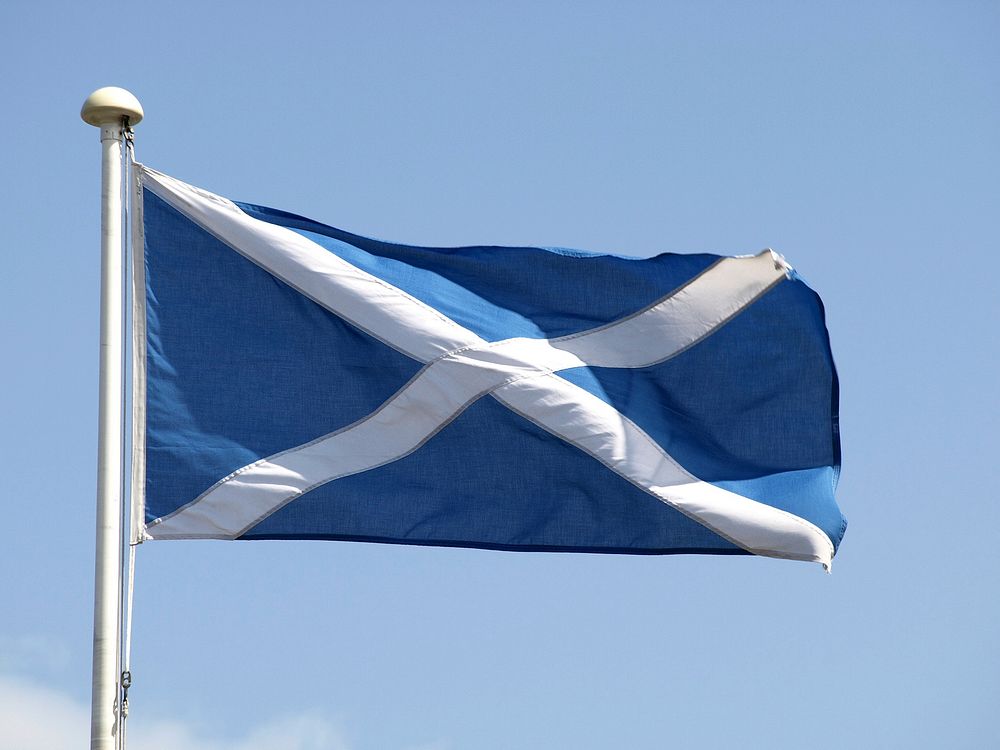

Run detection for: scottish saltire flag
[[131, 164, 845, 568]]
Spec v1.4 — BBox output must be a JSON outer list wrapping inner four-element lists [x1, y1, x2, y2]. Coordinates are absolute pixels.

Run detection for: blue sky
[[1, 2, 998, 748]]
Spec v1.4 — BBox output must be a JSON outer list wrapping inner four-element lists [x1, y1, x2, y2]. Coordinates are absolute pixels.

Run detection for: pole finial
[[81, 87, 143, 127]]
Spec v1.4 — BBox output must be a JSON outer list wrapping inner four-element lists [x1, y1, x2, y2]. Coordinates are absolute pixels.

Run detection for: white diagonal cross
[[138, 166, 834, 567]]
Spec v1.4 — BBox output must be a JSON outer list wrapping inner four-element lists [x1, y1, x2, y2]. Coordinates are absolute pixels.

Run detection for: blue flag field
[[131, 165, 845, 568]]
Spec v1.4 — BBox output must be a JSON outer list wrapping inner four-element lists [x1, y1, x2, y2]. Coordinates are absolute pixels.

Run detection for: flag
[[131, 165, 845, 568]]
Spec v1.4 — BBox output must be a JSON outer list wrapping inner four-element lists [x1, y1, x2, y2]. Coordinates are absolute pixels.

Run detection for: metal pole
[[81, 87, 143, 750]]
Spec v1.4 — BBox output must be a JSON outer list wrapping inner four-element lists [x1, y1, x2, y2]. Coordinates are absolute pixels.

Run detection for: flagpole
[[81, 87, 143, 750]]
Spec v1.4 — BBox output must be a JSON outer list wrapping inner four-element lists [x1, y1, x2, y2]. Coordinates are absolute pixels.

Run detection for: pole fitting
[[81, 87, 144, 129]]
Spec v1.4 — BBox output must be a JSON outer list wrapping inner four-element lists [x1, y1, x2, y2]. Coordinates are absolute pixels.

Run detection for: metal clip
[[122, 116, 136, 159], [120, 670, 132, 718]]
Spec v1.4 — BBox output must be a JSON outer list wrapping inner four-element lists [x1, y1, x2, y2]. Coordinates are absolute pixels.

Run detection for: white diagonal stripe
[[141, 166, 483, 362], [139, 166, 833, 567], [548, 250, 788, 368], [493, 376, 834, 566]]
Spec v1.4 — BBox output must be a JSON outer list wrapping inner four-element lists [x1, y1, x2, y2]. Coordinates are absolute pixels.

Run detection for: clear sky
[[1, 2, 998, 748]]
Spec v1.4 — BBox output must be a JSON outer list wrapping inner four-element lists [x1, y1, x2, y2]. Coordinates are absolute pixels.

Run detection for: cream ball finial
[[81, 87, 143, 127]]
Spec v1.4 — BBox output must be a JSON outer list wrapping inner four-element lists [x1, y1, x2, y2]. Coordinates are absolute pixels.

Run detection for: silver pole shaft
[[91, 118, 125, 750], [81, 87, 143, 750]]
